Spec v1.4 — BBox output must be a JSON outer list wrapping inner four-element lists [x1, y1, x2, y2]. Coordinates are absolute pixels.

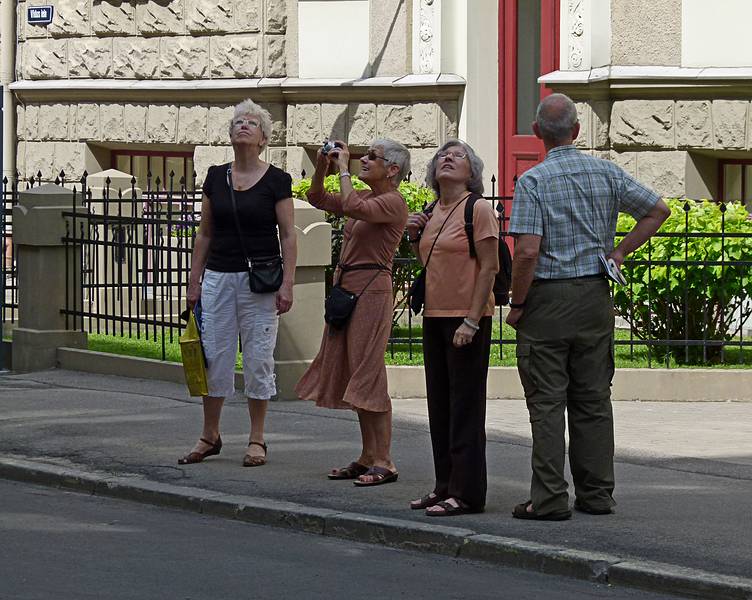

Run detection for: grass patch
[[85, 326, 752, 370]]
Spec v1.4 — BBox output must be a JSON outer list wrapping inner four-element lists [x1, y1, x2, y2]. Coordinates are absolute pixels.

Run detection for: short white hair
[[535, 93, 579, 142], [228, 99, 273, 147], [371, 138, 411, 183]]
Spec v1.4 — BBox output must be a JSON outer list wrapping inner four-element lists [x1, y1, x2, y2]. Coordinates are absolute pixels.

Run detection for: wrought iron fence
[[3, 170, 751, 368]]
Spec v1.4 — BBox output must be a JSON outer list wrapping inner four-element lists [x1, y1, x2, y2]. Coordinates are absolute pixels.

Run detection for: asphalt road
[[0, 480, 687, 600]]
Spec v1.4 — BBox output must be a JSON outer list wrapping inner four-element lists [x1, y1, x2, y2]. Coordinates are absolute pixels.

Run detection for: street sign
[[27, 5, 54, 26]]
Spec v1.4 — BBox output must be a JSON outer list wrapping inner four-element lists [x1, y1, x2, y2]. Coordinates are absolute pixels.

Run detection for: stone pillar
[[274, 199, 332, 400], [12, 183, 87, 371]]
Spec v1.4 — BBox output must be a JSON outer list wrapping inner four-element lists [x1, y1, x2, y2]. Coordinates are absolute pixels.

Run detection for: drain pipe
[[1, 0, 17, 181]]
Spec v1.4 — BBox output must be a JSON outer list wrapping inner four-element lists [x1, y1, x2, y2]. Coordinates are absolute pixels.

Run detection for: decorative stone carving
[[75, 104, 100, 140], [48, 0, 90, 37], [137, 1, 184, 36], [210, 35, 259, 78], [347, 104, 376, 146], [712, 100, 748, 150], [23, 40, 68, 80], [234, 0, 260, 32], [101, 104, 126, 142], [69, 38, 112, 78], [412, 103, 437, 146], [177, 106, 208, 144], [377, 104, 417, 146], [676, 101, 711, 149], [610, 100, 675, 149], [146, 105, 178, 143], [293, 104, 321, 146], [416, 0, 436, 74], [636, 151, 686, 198], [265, 0, 287, 33], [208, 105, 234, 145], [124, 103, 148, 142], [568, 0, 584, 69], [113, 38, 160, 79], [160, 37, 209, 79], [321, 104, 347, 144], [264, 35, 286, 77], [93, 1, 136, 36], [187, 0, 233, 33], [38, 104, 71, 141]]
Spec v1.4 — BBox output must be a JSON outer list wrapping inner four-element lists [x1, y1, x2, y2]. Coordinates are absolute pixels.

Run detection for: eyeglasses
[[437, 150, 468, 161], [366, 149, 392, 163], [233, 118, 261, 129]]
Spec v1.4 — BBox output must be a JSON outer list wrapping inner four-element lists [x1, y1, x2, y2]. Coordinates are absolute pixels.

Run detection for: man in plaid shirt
[[507, 94, 670, 521]]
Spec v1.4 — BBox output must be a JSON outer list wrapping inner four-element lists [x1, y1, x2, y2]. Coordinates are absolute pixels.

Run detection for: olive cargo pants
[[516, 276, 616, 516]]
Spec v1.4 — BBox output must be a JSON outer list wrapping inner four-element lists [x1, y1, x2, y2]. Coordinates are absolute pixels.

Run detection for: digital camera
[[322, 140, 342, 155]]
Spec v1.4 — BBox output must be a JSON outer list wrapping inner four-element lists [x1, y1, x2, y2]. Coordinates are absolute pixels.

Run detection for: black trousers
[[423, 316, 492, 510]]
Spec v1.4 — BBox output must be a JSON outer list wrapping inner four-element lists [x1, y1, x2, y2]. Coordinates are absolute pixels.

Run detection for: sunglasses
[[366, 149, 392, 163]]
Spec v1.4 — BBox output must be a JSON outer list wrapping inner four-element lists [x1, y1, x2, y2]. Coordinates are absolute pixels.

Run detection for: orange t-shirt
[[418, 197, 499, 317]]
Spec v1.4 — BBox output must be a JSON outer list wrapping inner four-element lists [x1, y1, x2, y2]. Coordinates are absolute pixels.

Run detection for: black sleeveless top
[[201, 163, 293, 272]]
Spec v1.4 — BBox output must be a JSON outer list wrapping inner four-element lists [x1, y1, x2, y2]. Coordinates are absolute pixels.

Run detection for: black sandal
[[243, 441, 268, 467], [410, 492, 443, 510], [328, 461, 369, 480], [425, 499, 481, 517], [177, 436, 222, 465]]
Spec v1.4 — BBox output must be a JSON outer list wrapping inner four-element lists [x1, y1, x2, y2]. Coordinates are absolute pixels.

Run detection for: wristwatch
[[339, 170, 351, 178]]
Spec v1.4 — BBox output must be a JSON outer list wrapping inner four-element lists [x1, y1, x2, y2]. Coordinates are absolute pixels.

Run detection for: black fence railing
[[3, 170, 751, 368]]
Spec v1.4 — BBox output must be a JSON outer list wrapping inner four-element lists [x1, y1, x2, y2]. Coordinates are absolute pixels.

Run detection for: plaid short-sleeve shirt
[[509, 145, 661, 280]]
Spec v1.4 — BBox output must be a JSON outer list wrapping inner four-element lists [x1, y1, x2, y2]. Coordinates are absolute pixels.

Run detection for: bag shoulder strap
[[463, 193, 484, 259], [423, 193, 471, 270], [227, 167, 252, 268]]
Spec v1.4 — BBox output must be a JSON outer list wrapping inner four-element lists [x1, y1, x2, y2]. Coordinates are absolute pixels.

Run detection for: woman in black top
[[178, 99, 297, 468]]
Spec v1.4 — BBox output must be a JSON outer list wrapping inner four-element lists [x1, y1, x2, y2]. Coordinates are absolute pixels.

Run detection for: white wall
[[298, 0, 370, 78], [683, 0, 752, 67]]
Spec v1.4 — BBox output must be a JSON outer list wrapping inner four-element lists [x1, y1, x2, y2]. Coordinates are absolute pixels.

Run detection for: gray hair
[[535, 93, 579, 142], [425, 139, 484, 195], [371, 138, 411, 183], [228, 99, 273, 147]]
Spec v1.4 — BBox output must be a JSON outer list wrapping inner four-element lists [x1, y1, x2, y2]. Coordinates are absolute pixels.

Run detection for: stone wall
[[572, 97, 752, 198], [15, 0, 287, 80], [610, 0, 681, 66]]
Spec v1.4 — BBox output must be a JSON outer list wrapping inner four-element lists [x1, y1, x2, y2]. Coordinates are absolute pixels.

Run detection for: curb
[[2, 456, 751, 600]]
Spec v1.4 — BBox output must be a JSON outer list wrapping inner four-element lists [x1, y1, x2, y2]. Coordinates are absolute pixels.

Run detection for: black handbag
[[324, 263, 386, 329], [227, 167, 284, 294], [408, 194, 470, 315]]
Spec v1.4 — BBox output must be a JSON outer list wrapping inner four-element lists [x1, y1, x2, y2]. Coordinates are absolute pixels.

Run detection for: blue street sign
[[27, 5, 54, 26]]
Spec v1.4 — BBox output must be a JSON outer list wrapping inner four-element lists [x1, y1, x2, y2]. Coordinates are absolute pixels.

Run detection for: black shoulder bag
[[408, 194, 470, 315], [227, 167, 284, 294], [324, 228, 389, 329]]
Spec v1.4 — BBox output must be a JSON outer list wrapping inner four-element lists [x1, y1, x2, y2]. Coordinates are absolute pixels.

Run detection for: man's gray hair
[[535, 93, 579, 142], [372, 138, 411, 183], [425, 139, 484, 195], [228, 99, 273, 147]]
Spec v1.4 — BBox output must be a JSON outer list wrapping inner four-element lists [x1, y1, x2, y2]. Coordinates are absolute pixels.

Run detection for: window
[[720, 160, 752, 207], [112, 151, 195, 191]]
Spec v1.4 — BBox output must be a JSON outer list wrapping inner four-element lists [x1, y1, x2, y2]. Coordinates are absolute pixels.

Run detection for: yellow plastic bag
[[179, 309, 208, 397]]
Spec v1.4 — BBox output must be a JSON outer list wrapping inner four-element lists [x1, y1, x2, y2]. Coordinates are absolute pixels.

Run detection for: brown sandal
[[243, 441, 268, 467], [177, 436, 222, 465], [328, 462, 369, 480]]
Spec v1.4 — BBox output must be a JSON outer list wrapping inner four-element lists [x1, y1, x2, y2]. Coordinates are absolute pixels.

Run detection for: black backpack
[[463, 193, 512, 306]]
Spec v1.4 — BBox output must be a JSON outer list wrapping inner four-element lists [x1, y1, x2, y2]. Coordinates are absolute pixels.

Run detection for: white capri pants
[[200, 269, 279, 400]]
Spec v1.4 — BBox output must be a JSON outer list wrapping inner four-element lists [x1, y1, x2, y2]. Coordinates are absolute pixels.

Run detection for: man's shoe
[[512, 500, 571, 521], [573, 499, 614, 515]]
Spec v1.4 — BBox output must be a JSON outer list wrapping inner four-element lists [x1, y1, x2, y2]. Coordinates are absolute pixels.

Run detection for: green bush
[[614, 199, 752, 364], [292, 175, 435, 319]]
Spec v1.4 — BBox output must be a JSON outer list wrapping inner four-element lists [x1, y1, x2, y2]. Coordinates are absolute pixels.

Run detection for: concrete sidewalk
[[1, 369, 751, 598]]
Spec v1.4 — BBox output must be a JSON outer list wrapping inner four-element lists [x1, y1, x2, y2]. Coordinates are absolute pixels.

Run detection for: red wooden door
[[499, 0, 560, 200]]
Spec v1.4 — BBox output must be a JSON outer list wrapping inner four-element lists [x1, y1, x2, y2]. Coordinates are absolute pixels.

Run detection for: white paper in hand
[[599, 254, 627, 286]]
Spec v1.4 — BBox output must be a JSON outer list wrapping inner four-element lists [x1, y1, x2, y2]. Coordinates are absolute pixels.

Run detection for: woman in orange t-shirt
[[406, 140, 499, 516]]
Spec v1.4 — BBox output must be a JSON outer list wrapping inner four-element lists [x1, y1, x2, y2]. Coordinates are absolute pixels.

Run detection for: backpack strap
[[463, 193, 483, 259]]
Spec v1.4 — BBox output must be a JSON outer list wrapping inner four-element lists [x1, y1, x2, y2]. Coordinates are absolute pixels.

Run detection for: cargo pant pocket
[[516, 343, 539, 399]]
